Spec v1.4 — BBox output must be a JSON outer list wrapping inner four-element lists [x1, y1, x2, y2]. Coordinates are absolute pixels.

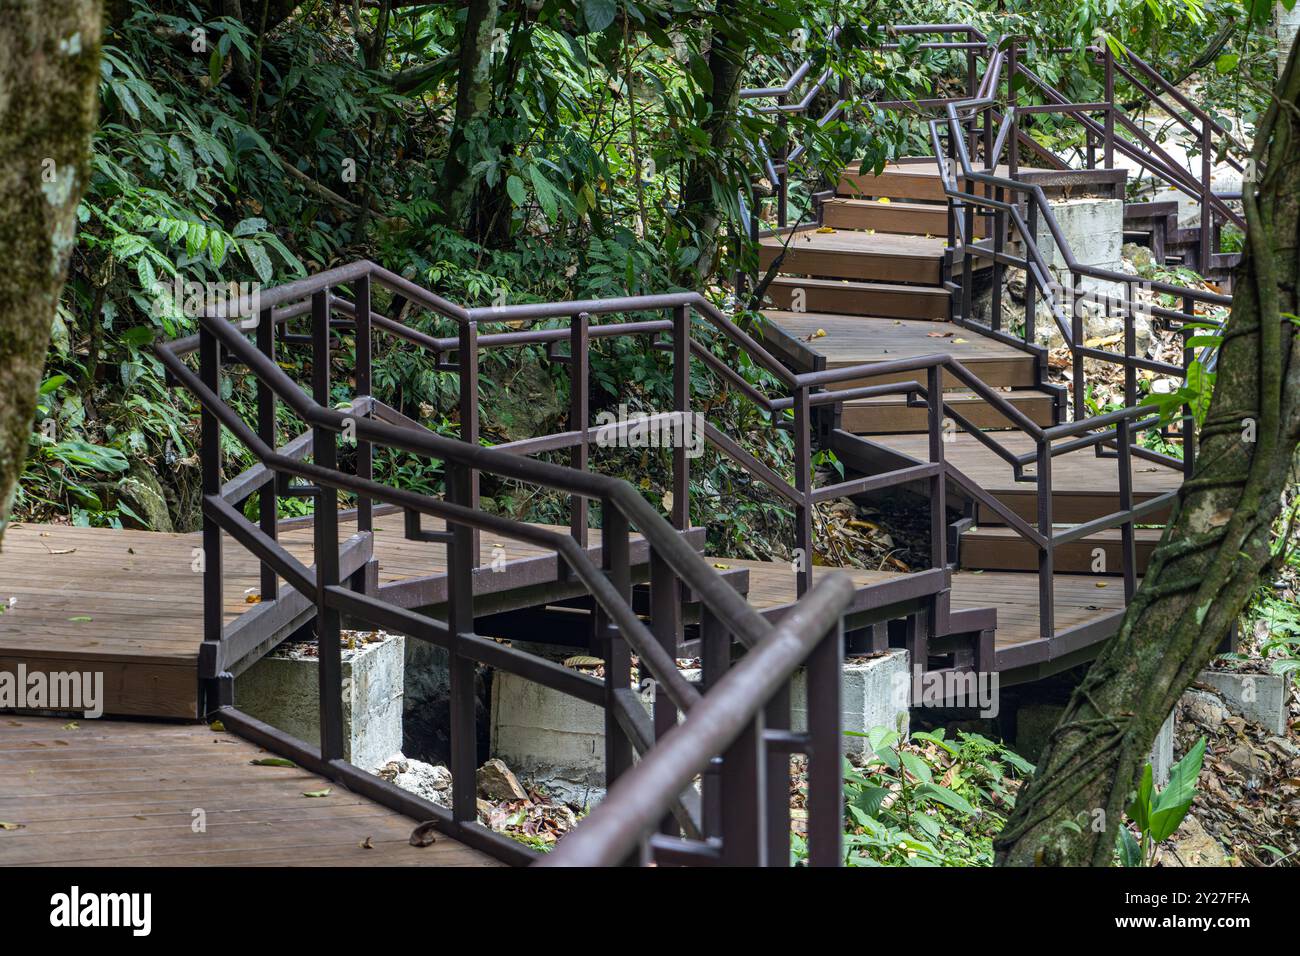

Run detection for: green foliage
[[1119, 736, 1207, 865], [806, 726, 1034, 866]]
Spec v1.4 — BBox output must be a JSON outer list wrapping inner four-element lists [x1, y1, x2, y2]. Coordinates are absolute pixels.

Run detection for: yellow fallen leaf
[[953, 337, 969, 344], [877, 197, 891, 204], [816, 226, 836, 233]]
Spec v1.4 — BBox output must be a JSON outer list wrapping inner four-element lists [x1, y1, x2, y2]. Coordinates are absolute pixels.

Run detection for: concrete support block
[[790, 649, 910, 754], [491, 651, 912, 803], [490, 670, 610, 808], [1198, 669, 1289, 736], [236, 631, 405, 772]]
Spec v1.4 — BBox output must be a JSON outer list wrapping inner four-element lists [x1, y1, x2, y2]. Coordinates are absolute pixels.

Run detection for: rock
[[116, 461, 173, 532], [375, 754, 452, 808], [1182, 689, 1228, 732], [1224, 744, 1269, 786], [1160, 815, 1229, 867], [1122, 242, 1158, 278], [477, 757, 529, 802]]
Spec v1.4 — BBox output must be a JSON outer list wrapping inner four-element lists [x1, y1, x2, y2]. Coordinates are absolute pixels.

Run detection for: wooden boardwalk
[[0, 515, 659, 718], [0, 716, 498, 866]]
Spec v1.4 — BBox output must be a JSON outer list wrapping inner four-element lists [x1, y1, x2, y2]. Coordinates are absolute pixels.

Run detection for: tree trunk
[[0, 0, 104, 547], [439, 0, 501, 230], [673, 0, 744, 285], [994, 41, 1300, 866]]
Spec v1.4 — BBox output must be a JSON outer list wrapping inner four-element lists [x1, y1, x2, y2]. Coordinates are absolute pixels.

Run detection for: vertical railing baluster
[[699, 606, 729, 841], [927, 366, 946, 572], [1071, 272, 1085, 422], [777, 116, 789, 230], [671, 305, 691, 531], [446, 461, 477, 822], [311, 289, 344, 762], [1200, 122, 1212, 272], [1036, 439, 1054, 639], [354, 274, 373, 536], [793, 386, 813, 597], [255, 307, 277, 602], [1025, 201, 1038, 346], [1103, 45, 1115, 169], [458, 319, 481, 565], [569, 311, 590, 546], [1117, 417, 1137, 601], [649, 549, 681, 837], [1007, 38, 1019, 178], [601, 502, 634, 788], [806, 618, 844, 867], [721, 715, 766, 866], [763, 681, 791, 867], [199, 325, 225, 713]]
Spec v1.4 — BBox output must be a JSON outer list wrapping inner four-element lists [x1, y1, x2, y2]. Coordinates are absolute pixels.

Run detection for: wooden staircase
[[757, 158, 1185, 671]]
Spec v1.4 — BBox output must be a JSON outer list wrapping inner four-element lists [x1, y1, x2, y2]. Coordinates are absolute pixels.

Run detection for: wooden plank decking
[[0, 716, 499, 867], [0, 514, 656, 718]]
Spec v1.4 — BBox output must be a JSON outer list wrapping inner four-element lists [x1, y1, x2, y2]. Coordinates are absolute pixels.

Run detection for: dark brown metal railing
[[155, 262, 875, 867]]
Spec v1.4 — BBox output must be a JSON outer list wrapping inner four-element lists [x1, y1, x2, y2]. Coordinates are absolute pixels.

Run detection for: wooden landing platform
[[0, 514, 672, 719], [759, 312, 1038, 388], [0, 716, 498, 867], [707, 559, 1128, 669], [863, 431, 1182, 524]]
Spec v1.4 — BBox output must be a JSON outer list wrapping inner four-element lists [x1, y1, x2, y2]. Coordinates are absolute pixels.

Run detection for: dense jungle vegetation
[[17, 0, 1276, 566]]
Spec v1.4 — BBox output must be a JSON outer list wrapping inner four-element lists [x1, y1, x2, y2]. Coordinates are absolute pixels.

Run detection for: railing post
[[569, 311, 590, 546], [721, 714, 766, 866], [1036, 439, 1055, 639], [1200, 120, 1212, 272], [353, 273, 373, 536], [199, 325, 225, 713], [671, 304, 691, 531], [649, 549, 682, 837], [1103, 44, 1115, 169], [311, 289, 345, 762], [254, 307, 277, 602], [1071, 272, 1086, 422], [793, 386, 813, 597], [1116, 417, 1137, 602], [600, 501, 635, 787], [699, 606, 730, 840], [458, 319, 481, 565], [763, 681, 791, 867], [777, 115, 789, 230], [1024, 202, 1038, 345], [927, 366, 947, 571], [1007, 37, 1019, 178], [805, 617, 844, 867], [446, 460, 477, 822]]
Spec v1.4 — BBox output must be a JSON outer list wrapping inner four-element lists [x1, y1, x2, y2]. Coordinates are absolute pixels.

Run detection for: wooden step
[[959, 525, 1162, 575], [759, 312, 1040, 388], [840, 388, 1056, 434], [822, 197, 950, 236], [859, 432, 1183, 524], [758, 230, 945, 284], [764, 276, 949, 319]]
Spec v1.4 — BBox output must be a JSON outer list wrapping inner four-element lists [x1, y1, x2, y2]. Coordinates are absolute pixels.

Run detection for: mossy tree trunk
[[0, 0, 104, 547], [673, 0, 745, 286], [994, 41, 1300, 866], [439, 0, 501, 231]]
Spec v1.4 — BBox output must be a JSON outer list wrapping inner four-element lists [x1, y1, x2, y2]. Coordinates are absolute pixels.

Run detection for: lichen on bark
[[0, 0, 103, 547]]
